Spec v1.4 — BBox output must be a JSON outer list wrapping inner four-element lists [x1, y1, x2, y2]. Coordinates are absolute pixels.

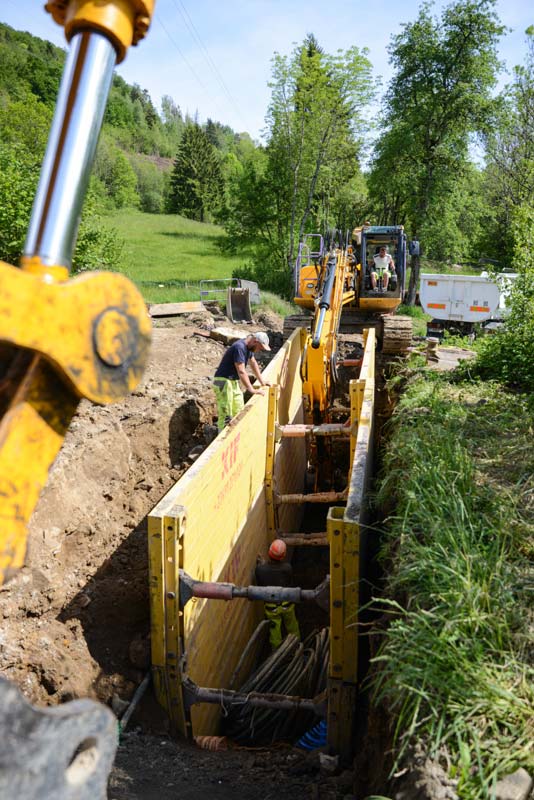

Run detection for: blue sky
[[1, 0, 532, 140]]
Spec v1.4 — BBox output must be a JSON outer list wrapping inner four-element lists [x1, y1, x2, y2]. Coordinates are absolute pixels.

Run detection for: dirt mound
[[0, 324, 221, 706]]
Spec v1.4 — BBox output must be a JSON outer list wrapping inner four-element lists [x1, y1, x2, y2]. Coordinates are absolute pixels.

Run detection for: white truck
[[420, 273, 504, 339]]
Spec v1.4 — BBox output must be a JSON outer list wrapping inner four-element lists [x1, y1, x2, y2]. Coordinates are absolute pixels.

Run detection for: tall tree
[[167, 122, 224, 222], [267, 36, 374, 268], [480, 28, 534, 266], [223, 36, 374, 294], [368, 0, 504, 302]]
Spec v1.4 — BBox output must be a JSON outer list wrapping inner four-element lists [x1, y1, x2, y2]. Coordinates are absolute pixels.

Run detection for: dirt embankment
[[0, 312, 248, 707]]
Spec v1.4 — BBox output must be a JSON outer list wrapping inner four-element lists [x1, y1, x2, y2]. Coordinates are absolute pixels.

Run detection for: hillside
[[104, 208, 247, 303], [0, 21, 255, 241]]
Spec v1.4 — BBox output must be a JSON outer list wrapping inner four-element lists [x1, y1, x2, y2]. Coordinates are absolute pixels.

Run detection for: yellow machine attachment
[[0, 0, 155, 585], [297, 245, 356, 423]]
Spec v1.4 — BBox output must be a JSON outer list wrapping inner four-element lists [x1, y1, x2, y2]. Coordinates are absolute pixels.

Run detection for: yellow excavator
[[0, 2, 155, 796], [292, 226, 412, 425]]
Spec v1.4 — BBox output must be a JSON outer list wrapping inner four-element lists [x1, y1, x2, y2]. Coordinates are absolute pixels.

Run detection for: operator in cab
[[371, 245, 395, 291], [213, 332, 271, 431]]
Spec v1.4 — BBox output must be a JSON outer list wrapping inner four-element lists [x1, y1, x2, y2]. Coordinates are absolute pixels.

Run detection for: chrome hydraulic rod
[[23, 32, 117, 271], [312, 256, 337, 349], [178, 570, 330, 610], [182, 677, 326, 717]]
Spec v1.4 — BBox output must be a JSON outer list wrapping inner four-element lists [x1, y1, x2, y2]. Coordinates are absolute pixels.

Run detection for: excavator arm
[[295, 240, 356, 423], [0, 0, 155, 587]]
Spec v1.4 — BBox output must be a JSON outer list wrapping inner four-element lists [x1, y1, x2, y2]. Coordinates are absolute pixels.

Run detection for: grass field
[[103, 208, 248, 303]]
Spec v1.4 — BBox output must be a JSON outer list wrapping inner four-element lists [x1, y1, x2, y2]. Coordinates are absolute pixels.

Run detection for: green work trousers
[[264, 601, 300, 649], [213, 378, 244, 431]]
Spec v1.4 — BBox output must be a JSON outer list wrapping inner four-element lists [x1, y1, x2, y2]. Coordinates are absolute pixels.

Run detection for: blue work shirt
[[214, 339, 250, 381]]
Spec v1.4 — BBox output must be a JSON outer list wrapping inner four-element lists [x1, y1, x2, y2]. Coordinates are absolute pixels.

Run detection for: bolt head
[[94, 309, 135, 367]]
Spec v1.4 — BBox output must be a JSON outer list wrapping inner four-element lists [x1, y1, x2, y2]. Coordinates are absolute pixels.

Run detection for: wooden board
[[149, 301, 204, 317]]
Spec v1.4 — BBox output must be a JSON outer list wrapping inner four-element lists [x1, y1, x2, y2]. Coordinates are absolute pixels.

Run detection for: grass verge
[[371, 371, 534, 798]]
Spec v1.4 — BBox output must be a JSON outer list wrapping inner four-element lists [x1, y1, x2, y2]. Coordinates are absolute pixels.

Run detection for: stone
[[0, 676, 116, 799], [494, 768, 533, 800], [319, 753, 339, 775]]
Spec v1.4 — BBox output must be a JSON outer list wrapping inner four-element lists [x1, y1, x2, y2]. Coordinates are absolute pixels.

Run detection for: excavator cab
[[356, 225, 406, 313]]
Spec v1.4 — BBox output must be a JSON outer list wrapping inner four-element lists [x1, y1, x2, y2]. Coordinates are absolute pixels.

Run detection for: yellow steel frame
[[148, 509, 189, 736], [265, 385, 279, 538], [328, 327, 375, 758], [148, 325, 376, 755], [148, 331, 306, 735]]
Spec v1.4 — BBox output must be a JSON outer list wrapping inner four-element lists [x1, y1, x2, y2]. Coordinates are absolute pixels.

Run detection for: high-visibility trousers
[[264, 601, 300, 649], [213, 378, 244, 431]]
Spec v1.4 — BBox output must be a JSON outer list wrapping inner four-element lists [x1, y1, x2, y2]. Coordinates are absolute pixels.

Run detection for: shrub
[[458, 204, 534, 390]]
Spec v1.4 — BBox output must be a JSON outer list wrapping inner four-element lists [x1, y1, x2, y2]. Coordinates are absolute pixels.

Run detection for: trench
[[1, 318, 411, 800], [111, 333, 404, 799]]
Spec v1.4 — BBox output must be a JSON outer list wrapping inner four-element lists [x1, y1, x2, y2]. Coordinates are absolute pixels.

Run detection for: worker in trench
[[213, 332, 271, 432], [255, 539, 301, 650]]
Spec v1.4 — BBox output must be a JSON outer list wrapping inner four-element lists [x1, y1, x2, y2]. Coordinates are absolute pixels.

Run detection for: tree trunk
[[407, 253, 419, 306]]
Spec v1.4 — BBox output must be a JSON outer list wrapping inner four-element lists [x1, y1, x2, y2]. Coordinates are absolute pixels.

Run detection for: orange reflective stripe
[[428, 303, 446, 309], [469, 306, 488, 312]]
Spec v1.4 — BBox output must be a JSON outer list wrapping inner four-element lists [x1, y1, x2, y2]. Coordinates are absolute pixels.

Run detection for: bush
[[0, 144, 39, 264], [0, 142, 122, 272], [129, 155, 166, 213], [458, 204, 534, 391], [234, 252, 294, 300]]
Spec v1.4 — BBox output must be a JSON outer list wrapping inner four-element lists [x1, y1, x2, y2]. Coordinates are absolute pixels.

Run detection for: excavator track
[[380, 315, 413, 353], [283, 311, 387, 339], [284, 312, 413, 354]]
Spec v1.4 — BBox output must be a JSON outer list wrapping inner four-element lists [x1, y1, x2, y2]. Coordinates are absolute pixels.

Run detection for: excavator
[[0, 1, 155, 797], [292, 225, 413, 426]]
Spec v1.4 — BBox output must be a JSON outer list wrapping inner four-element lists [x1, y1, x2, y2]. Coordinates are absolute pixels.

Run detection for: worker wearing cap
[[255, 539, 301, 650], [213, 332, 271, 432]]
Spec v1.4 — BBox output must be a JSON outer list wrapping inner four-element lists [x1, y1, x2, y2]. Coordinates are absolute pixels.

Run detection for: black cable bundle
[[223, 627, 329, 746]]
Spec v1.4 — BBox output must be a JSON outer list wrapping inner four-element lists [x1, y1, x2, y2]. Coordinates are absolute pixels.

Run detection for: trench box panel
[[149, 331, 306, 734]]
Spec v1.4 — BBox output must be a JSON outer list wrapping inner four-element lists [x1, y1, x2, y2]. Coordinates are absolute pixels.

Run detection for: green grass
[[253, 291, 296, 318], [372, 374, 534, 798], [398, 303, 431, 337], [102, 208, 248, 303]]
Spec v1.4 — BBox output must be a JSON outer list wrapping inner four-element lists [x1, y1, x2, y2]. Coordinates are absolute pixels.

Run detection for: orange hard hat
[[268, 539, 287, 561]]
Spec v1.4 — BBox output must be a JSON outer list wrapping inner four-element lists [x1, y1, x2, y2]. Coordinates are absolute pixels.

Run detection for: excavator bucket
[[227, 286, 252, 323]]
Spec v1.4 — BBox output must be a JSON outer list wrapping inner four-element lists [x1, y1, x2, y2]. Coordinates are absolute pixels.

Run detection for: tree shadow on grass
[[160, 231, 217, 241]]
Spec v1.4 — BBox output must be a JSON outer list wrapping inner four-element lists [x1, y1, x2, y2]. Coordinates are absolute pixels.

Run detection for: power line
[[154, 13, 229, 122], [168, 0, 252, 131]]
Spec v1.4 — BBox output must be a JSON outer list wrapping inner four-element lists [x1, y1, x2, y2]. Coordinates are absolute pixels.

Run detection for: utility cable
[[169, 0, 250, 131], [154, 13, 229, 124], [223, 628, 330, 745]]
